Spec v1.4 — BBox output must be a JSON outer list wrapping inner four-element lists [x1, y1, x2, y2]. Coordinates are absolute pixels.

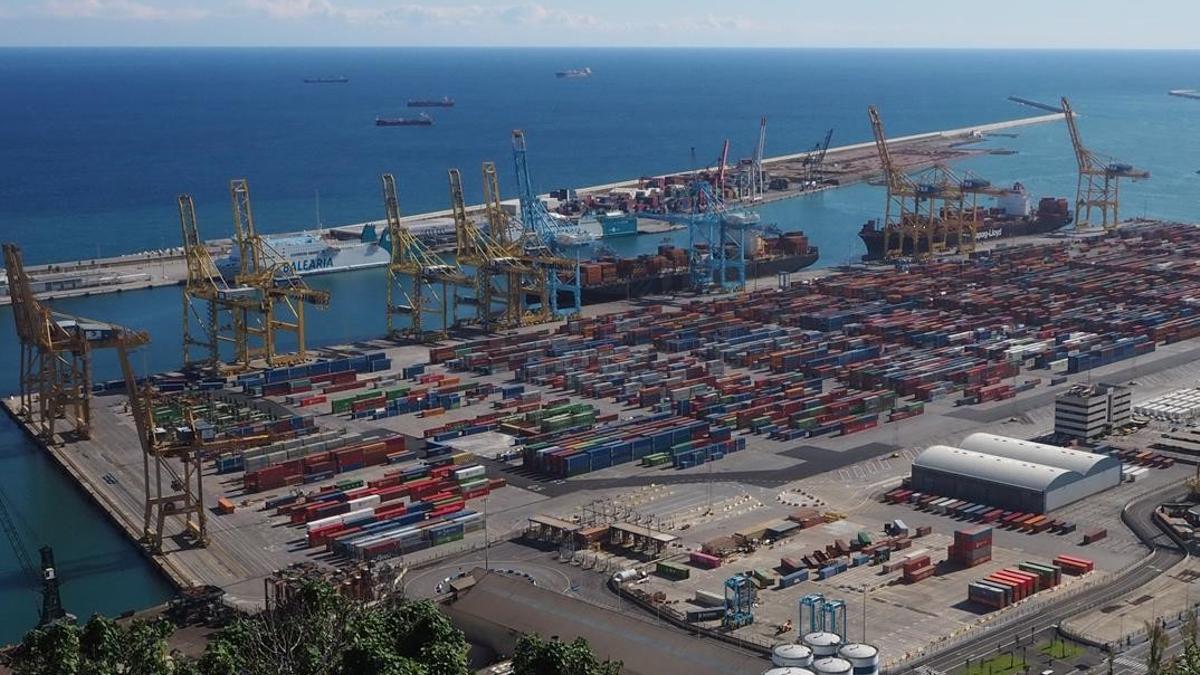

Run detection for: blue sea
[[1, 47, 1199, 643]]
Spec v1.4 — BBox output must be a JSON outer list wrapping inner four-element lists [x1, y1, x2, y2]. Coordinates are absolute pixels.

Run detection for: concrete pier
[[0, 112, 1063, 306]]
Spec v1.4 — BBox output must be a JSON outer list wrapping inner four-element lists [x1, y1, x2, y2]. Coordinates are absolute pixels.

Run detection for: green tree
[[10, 622, 81, 675], [512, 635, 621, 675], [12, 616, 177, 675], [202, 581, 469, 675], [9, 580, 614, 675]]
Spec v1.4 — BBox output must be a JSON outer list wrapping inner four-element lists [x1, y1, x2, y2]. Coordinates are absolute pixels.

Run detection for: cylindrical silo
[[763, 668, 815, 675], [802, 631, 842, 657], [772, 643, 814, 668], [811, 657, 853, 675], [837, 643, 880, 675]]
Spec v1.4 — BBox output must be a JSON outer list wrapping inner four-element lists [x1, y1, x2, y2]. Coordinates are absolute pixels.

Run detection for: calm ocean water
[[0, 47, 1198, 642]]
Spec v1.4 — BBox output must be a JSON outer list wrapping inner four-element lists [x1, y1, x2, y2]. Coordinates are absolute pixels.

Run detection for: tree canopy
[[6, 581, 618, 675], [512, 634, 622, 675]]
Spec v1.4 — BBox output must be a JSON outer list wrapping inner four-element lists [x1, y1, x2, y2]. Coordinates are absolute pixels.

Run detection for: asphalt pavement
[[902, 481, 1189, 674]]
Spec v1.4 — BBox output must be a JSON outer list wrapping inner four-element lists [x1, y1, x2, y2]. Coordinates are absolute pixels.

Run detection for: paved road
[[904, 481, 1188, 674]]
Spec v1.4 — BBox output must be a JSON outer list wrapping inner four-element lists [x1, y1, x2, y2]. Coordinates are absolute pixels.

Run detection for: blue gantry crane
[[511, 129, 596, 318], [723, 573, 756, 629], [639, 180, 757, 293], [798, 592, 848, 639]]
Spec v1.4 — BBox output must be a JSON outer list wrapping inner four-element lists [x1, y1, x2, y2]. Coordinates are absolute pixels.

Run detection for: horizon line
[[3, 45, 1200, 51]]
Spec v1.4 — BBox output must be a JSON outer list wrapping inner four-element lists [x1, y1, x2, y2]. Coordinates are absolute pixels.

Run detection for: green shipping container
[[655, 561, 690, 580]]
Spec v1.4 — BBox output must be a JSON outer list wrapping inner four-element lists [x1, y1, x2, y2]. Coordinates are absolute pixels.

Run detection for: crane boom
[[1060, 96, 1150, 231], [753, 117, 767, 198], [4, 243, 152, 441], [383, 173, 470, 341], [1060, 97, 1091, 174], [511, 129, 592, 318], [224, 179, 330, 366]]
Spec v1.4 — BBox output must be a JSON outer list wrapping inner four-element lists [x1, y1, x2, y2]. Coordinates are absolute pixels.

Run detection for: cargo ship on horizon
[[303, 76, 349, 84], [858, 183, 1072, 261], [376, 113, 433, 127], [407, 97, 455, 107], [556, 67, 592, 79]]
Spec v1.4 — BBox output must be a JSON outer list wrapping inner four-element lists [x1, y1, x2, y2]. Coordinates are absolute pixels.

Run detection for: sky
[[0, 0, 1196, 48]]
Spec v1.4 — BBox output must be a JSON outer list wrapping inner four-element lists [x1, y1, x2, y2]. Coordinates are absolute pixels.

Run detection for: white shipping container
[[307, 507, 376, 533], [348, 495, 382, 511]]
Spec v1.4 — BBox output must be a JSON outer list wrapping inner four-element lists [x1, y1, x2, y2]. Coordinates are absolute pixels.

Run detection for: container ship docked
[[214, 223, 818, 304], [857, 183, 1073, 261], [576, 231, 819, 302]]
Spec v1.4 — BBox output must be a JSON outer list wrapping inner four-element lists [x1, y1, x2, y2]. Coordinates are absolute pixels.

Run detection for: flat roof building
[[1055, 383, 1131, 441]]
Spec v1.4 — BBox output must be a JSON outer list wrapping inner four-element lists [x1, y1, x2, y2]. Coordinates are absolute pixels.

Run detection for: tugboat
[[303, 76, 349, 84], [407, 97, 455, 107], [556, 67, 592, 79], [375, 113, 434, 127]]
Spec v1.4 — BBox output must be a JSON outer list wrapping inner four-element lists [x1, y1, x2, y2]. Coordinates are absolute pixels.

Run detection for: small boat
[[407, 97, 455, 108], [376, 113, 433, 127], [556, 67, 592, 79], [304, 76, 349, 84]]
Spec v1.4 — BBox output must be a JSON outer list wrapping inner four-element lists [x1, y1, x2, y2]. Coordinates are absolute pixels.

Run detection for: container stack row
[[234, 352, 392, 397], [520, 413, 743, 478], [968, 560, 1061, 610], [243, 435, 410, 492]]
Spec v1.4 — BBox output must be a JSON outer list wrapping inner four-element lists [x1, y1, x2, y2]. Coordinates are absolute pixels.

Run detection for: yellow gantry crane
[[118, 345, 287, 552], [449, 165, 541, 331], [3, 243, 150, 443], [178, 194, 259, 370], [484, 160, 557, 326], [382, 173, 471, 342], [925, 168, 1010, 257], [868, 106, 1006, 259], [868, 105, 937, 260], [117, 346, 208, 552], [1061, 96, 1150, 231], [228, 179, 330, 366]]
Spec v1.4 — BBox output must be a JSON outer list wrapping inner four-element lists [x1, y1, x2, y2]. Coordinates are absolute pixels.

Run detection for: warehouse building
[[1054, 383, 1131, 441], [911, 434, 1121, 513]]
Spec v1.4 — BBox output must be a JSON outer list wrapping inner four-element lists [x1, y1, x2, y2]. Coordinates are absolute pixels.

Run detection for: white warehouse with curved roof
[[911, 434, 1121, 513]]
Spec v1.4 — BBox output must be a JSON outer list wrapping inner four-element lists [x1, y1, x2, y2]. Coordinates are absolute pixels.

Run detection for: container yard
[[8, 218, 1200, 671]]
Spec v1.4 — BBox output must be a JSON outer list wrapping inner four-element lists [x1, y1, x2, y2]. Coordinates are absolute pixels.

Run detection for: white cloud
[[45, 0, 208, 20], [242, 0, 338, 20], [497, 4, 599, 28], [654, 13, 759, 33], [241, 0, 600, 28]]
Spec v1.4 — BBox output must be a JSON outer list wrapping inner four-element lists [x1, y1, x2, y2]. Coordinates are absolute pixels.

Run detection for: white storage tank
[[772, 643, 814, 667], [811, 657, 853, 675], [763, 669, 815, 675], [837, 643, 880, 675], [802, 632, 842, 657]]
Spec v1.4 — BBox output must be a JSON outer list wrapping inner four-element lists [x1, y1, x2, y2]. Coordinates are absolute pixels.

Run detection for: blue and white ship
[[216, 225, 393, 280]]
